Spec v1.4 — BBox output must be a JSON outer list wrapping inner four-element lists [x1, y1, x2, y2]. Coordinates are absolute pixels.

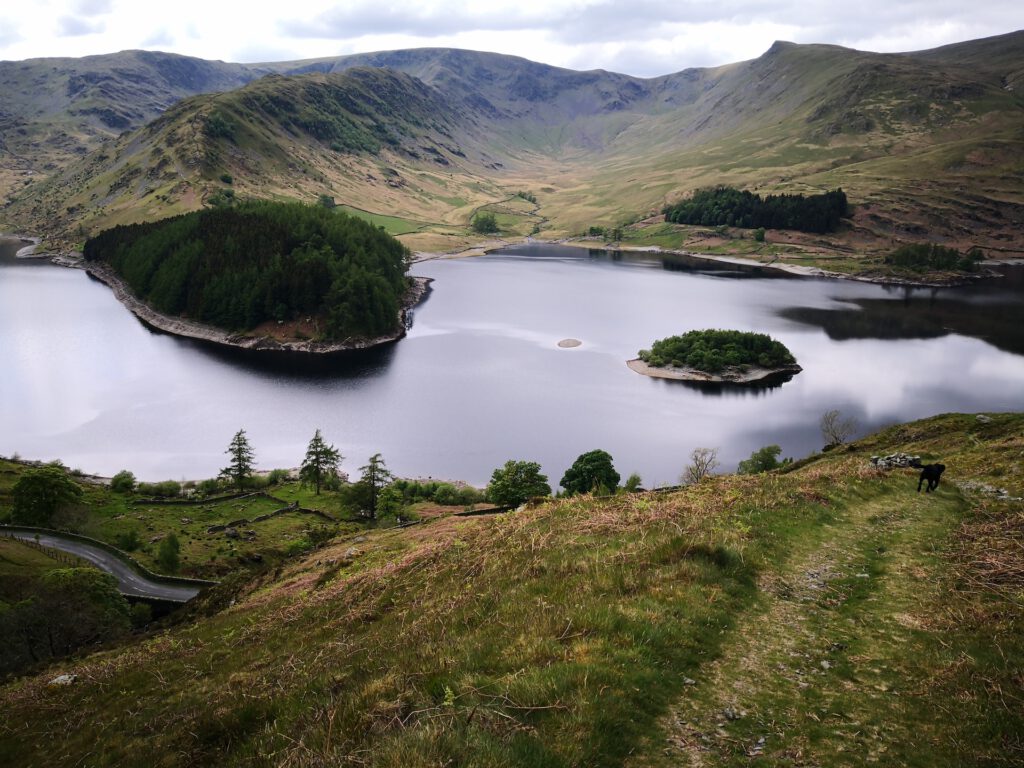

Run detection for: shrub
[[432, 483, 460, 506], [884, 243, 984, 272], [114, 529, 141, 552], [472, 212, 499, 234], [220, 173, 233, 184], [157, 533, 180, 573], [137, 480, 181, 498], [623, 473, 643, 492], [737, 445, 789, 474], [110, 470, 136, 493], [267, 469, 291, 486], [197, 478, 223, 496]]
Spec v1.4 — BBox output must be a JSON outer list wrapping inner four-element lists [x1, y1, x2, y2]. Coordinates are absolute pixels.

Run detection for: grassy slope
[[0, 459, 370, 579], [0, 413, 1020, 766]]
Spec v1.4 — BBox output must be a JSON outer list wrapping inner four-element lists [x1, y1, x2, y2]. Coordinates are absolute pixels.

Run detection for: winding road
[[4, 531, 204, 602]]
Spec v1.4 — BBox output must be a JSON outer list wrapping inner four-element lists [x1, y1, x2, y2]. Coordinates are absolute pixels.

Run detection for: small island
[[628, 329, 802, 383], [82, 201, 422, 353]]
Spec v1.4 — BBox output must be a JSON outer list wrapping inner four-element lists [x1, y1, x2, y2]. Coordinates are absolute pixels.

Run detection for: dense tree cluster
[[472, 212, 499, 234], [664, 186, 848, 234], [639, 330, 797, 374], [0, 568, 131, 676], [884, 243, 983, 272], [83, 201, 411, 339]]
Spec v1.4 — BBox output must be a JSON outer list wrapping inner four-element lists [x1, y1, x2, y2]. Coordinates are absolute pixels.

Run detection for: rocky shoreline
[[626, 358, 803, 383], [83, 260, 433, 354], [550, 240, 1001, 288]]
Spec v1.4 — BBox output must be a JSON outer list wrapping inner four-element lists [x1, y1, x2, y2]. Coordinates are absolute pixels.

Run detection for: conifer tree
[[220, 428, 255, 490], [300, 429, 342, 495]]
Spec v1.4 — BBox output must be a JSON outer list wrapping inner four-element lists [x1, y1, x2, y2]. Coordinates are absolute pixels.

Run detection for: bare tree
[[683, 447, 720, 484], [820, 409, 858, 447]]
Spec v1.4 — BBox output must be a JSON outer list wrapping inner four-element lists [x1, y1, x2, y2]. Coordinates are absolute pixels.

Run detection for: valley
[[2, 33, 1022, 262], [2, 28, 1024, 768]]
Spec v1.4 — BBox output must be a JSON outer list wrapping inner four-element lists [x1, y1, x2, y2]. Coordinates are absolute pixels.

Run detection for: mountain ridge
[[2, 31, 1023, 254]]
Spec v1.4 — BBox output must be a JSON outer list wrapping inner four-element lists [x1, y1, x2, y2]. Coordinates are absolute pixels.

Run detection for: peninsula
[[82, 201, 423, 354]]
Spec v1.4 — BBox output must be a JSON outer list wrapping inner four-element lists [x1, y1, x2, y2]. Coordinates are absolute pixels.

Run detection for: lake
[[2, 238, 1023, 487]]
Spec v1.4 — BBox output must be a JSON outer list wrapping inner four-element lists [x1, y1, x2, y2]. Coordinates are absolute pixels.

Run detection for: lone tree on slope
[[357, 453, 394, 519], [486, 460, 552, 508], [300, 429, 342, 495], [221, 428, 255, 490], [560, 449, 620, 496], [11, 465, 83, 527]]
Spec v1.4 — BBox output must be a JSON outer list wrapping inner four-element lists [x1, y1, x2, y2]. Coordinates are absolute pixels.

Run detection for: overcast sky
[[1, 1, 1021, 76]]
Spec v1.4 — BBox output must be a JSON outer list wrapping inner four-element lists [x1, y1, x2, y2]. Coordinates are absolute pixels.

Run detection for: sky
[[0, 0, 1021, 77]]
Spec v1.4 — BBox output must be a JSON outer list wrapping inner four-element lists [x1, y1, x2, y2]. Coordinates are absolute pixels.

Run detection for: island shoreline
[[626, 358, 804, 384], [82, 260, 433, 355]]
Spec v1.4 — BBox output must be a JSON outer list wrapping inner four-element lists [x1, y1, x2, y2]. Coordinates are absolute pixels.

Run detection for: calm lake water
[[2, 238, 1023, 486]]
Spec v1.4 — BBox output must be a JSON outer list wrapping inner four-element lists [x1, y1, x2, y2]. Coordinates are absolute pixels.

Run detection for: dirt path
[[632, 483, 968, 767]]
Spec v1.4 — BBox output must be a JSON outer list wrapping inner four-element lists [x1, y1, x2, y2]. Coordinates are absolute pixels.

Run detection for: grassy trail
[[636, 474, 1016, 766]]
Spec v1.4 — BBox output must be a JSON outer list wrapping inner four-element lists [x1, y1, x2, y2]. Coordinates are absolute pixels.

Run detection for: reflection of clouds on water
[[965, 351, 1024, 382], [4, 243, 1024, 485]]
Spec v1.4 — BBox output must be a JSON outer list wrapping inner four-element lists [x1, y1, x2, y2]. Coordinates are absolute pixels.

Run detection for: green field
[[336, 205, 427, 236]]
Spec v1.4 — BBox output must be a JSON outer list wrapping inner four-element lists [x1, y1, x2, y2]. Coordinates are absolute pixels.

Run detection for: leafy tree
[[820, 409, 858, 448], [300, 429, 342, 495], [737, 445, 788, 474], [110, 470, 136, 493], [221, 429, 255, 490], [357, 453, 394, 519], [684, 447, 719, 484], [157, 533, 181, 573], [486, 460, 552, 508], [471, 212, 499, 234], [11, 466, 83, 527], [560, 450, 620, 496]]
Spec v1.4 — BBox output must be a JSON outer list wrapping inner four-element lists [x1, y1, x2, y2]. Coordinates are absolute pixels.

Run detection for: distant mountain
[[3, 32, 1022, 253]]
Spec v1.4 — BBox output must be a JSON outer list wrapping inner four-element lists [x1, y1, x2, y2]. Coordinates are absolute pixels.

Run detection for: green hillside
[[1, 412, 1021, 766], [3, 33, 1023, 257]]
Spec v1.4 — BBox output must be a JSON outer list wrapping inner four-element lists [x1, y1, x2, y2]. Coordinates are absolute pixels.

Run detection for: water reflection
[[779, 277, 1024, 356], [643, 373, 796, 397]]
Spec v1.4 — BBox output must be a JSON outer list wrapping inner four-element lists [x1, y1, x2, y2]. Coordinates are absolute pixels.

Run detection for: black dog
[[917, 463, 945, 493]]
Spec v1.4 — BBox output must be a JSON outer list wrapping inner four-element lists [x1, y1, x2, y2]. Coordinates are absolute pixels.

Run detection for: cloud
[[56, 15, 105, 37], [232, 42, 306, 65], [73, 0, 113, 16], [0, 19, 21, 48], [280, 1, 556, 39], [141, 29, 175, 49]]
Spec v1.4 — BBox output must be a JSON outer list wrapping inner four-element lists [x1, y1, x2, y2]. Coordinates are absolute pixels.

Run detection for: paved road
[[5, 531, 203, 602]]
